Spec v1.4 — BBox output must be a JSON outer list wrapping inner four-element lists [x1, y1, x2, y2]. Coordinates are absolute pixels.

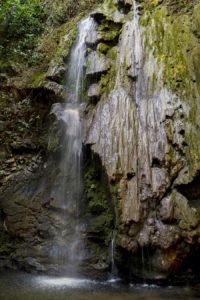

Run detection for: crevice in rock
[[177, 171, 200, 207], [90, 12, 106, 24], [82, 145, 116, 275], [151, 157, 163, 168], [117, 0, 132, 14], [126, 171, 135, 180]]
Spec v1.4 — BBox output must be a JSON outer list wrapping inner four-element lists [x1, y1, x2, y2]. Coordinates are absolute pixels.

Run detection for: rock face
[[0, 0, 200, 283], [0, 152, 113, 276], [84, 0, 200, 280]]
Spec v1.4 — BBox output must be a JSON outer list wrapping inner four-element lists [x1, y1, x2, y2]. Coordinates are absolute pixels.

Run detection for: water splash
[[108, 231, 119, 281]]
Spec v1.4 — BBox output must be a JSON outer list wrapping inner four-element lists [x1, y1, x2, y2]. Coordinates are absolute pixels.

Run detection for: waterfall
[[110, 232, 118, 278], [50, 17, 94, 275]]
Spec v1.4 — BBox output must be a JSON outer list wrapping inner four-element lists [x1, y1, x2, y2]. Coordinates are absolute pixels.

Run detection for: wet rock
[[10, 141, 38, 154], [88, 84, 100, 102], [120, 236, 138, 253], [153, 220, 180, 249], [137, 223, 152, 247], [86, 51, 110, 79], [97, 43, 110, 54], [123, 177, 141, 223], [128, 222, 141, 237], [152, 248, 182, 275], [0, 146, 9, 160], [159, 195, 174, 222], [43, 81, 65, 99], [173, 191, 199, 229], [46, 64, 65, 83], [5, 158, 15, 164]]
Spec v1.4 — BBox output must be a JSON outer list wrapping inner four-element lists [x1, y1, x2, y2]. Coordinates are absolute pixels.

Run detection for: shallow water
[[0, 271, 199, 300]]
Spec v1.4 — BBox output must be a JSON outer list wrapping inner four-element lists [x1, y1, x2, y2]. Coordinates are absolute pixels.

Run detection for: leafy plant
[[0, 0, 45, 70]]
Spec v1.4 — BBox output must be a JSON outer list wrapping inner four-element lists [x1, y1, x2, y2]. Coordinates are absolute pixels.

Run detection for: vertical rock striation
[[84, 0, 200, 280]]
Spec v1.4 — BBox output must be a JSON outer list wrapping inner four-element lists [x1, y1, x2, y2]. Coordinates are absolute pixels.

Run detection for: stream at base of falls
[[0, 271, 199, 300]]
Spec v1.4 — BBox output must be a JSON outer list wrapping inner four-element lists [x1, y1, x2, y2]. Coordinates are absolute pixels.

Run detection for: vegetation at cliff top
[[0, 0, 45, 72]]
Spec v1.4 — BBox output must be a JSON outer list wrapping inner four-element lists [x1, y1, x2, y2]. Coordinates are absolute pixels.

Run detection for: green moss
[[141, 3, 200, 176], [99, 62, 116, 96], [84, 158, 112, 216], [141, 7, 198, 97], [39, 15, 79, 67], [143, 0, 195, 13], [101, 0, 118, 15], [47, 137, 60, 153], [97, 43, 110, 54], [87, 214, 113, 235], [83, 152, 115, 252], [149, 0, 162, 7], [0, 228, 13, 254], [107, 47, 117, 61], [28, 71, 46, 88], [84, 153, 114, 222], [99, 30, 120, 42], [98, 22, 121, 42], [193, 3, 200, 35], [191, 46, 200, 94], [43, 0, 101, 26], [48, 120, 62, 153], [97, 46, 117, 96]]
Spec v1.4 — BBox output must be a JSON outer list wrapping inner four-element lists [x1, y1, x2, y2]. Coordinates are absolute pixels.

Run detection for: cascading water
[[110, 232, 118, 278], [50, 17, 94, 275]]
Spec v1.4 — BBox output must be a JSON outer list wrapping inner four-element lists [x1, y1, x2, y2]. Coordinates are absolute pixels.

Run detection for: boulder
[[86, 51, 110, 79]]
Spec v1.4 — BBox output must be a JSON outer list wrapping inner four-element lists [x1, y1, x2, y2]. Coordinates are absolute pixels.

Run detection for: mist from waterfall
[[50, 17, 94, 275]]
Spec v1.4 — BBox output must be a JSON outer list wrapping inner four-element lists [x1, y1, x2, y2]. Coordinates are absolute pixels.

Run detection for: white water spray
[[50, 17, 94, 275]]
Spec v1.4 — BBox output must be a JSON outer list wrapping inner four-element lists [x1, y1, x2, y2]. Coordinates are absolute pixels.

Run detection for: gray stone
[[46, 64, 65, 82], [43, 81, 65, 98], [86, 51, 110, 79], [88, 84, 100, 101], [173, 190, 199, 229], [5, 158, 15, 164], [159, 195, 174, 222]]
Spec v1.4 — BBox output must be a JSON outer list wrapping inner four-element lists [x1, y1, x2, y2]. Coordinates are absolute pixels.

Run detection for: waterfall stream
[[110, 232, 118, 278], [50, 17, 94, 275]]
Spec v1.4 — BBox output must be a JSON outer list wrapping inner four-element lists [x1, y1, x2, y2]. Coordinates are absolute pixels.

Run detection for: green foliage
[[43, 0, 101, 26], [0, 0, 45, 70], [0, 0, 44, 38]]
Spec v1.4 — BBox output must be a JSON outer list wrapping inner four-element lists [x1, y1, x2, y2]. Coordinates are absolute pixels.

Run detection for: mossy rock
[[193, 3, 200, 36], [191, 46, 200, 94], [97, 43, 110, 54]]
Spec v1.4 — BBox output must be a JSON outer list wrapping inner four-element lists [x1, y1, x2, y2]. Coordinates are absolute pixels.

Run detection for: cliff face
[[84, 0, 200, 280], [0, 0, 200, 282]]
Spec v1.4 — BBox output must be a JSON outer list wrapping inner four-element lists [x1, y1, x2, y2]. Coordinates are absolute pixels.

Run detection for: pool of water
[[0, 271, 199, 300]]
